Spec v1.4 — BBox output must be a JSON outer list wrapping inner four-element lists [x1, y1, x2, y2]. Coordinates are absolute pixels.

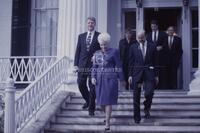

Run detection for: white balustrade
[[0, 56, 57, 85], [13, 56, 70, 132]]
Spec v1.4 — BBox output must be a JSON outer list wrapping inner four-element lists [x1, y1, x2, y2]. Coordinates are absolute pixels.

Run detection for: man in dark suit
[[163, 26, 183, 89], [74, 17, 100, 116], [128, 30, 158, 123], [146, 20, 168, 89], [119, 29, 135, 90]]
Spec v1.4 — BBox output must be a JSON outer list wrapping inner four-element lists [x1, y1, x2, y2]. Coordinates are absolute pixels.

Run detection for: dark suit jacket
[[163, 36, 183, 68], [146, 31, 168, 66], [74, 31, 100, 69], [128, 41, 158, 82], [146, 31, 168, 46], [119, 38, 135, 66]]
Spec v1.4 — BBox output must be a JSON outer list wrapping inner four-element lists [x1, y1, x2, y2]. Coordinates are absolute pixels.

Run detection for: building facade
[[0, 0, 199, 90]]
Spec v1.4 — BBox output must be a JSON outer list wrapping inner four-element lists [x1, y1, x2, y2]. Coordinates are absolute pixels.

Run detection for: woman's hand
[[91, 78, 96, 85], [128, 76, 132, 85]]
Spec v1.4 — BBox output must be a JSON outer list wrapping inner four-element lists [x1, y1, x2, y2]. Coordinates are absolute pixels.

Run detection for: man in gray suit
[[128, 30, 158, 123]]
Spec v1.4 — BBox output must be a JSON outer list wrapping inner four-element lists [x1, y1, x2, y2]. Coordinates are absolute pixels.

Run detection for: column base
[[188, 69, 200, 95]]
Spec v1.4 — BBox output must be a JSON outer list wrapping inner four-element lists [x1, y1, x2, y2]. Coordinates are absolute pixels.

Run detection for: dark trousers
[[77, 72, 96, 112], [132, 79, 155, 121], [167, 65, 178, 89], [156, 51, 169, 89], [158, 67, 168, 89], [122, 65, 130, 90]]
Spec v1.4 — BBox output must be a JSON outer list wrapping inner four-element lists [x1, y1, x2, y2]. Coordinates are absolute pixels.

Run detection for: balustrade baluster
[[4, 78, 16, 133]]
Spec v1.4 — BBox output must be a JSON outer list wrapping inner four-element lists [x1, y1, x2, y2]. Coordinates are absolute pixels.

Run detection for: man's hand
[[155, 77, 159, 86], [91, 78, 96, 85], [156, 46, 162, 51], [74, 66, 79, 73], [128, 76, 132, 85]]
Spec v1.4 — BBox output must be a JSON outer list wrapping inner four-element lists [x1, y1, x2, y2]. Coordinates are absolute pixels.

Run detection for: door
[[144, 8, 182, 35]]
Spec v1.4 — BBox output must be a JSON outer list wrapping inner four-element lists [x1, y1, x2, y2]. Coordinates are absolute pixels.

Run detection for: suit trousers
[[122, 65, 130, 90], [77, 72, 96, 112], [132, 78, 155, 121], [158, 66, 168, 89], [167, 65, 178, 89]]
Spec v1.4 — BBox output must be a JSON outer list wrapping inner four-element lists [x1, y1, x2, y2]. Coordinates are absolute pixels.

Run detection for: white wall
[[0, 0, 13, 56]]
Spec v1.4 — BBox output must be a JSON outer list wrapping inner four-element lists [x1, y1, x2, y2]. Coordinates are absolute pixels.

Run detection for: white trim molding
[[188, 0, 200, 95]]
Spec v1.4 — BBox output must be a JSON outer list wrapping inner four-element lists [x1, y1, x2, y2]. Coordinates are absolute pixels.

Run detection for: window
[[30, 0, 59, 56], [11, 0, 31, 56], [191, 9, 198, 68]]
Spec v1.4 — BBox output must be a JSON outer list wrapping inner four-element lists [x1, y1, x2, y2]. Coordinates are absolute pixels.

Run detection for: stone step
[[68, 98, 200, 105], [64, 104, 200, 111], [44, 91, 200, 133], [44, 125, 200, 133], [117, 90, 189, 94], [73, 94, 200, 98], [59, 110, 200, 118], [55, 117, 200, 126]]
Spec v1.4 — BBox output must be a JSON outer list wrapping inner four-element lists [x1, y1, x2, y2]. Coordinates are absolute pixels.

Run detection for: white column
[[181, 5, 192, 90], [57, 0, 99, 83], [97, 0, 108, 32], [57, 0, 98, 59], [4, 78, 16, 133], [189, 0, 200, 95], [136, 7, 144, 33], [0, 0, 13, 56]]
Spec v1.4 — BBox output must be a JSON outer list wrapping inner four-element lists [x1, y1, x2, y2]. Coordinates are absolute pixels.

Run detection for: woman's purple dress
[[92, 48, 124, 105]]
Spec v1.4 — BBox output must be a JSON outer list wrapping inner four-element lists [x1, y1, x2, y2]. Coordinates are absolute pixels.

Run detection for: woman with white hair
[[91, 32, 125, 130]]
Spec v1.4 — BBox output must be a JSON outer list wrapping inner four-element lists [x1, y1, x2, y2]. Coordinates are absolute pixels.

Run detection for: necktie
[[86, 32, 92, 51], [153, 31, 157, 43], [141, 43, 145, 59], [169, 36, 173, 49]]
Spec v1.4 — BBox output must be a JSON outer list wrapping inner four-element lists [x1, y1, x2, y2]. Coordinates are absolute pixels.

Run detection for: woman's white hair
[[98, 32, 111, 44]]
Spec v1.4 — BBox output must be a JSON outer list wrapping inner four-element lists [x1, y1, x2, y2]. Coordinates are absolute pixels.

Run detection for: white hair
[[137, 30, 146, 37], [98, 32, 111, 44]]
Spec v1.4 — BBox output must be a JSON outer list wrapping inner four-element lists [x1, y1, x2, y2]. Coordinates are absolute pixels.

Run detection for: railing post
[[4, 78, 16, 133]]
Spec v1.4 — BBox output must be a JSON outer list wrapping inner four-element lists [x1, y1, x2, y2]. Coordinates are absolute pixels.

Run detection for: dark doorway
[[144, 8, 183, 89], [11, 0, 31, 56], [124, 11, 136, 40], [144, 8, 182, 35]]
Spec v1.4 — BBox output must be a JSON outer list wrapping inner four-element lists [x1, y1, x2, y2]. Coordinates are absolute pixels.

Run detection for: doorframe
[[121, 6, 192, 90], [143, 7, 183, 89], [121, 8, 137, 38]]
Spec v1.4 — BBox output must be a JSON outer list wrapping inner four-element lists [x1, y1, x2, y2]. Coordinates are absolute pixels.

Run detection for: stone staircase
[[44, 90, 200, 133]]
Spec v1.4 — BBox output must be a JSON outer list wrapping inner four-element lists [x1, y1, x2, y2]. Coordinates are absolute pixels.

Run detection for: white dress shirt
[[168, 36, 174, 49], [140, 41, 147, 59], [152, 30, 159, 42]]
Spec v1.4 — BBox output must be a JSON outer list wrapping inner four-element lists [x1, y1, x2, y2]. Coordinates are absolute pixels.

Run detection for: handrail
[[0, 56, 57, 84], [14, 56, 70, 132]]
